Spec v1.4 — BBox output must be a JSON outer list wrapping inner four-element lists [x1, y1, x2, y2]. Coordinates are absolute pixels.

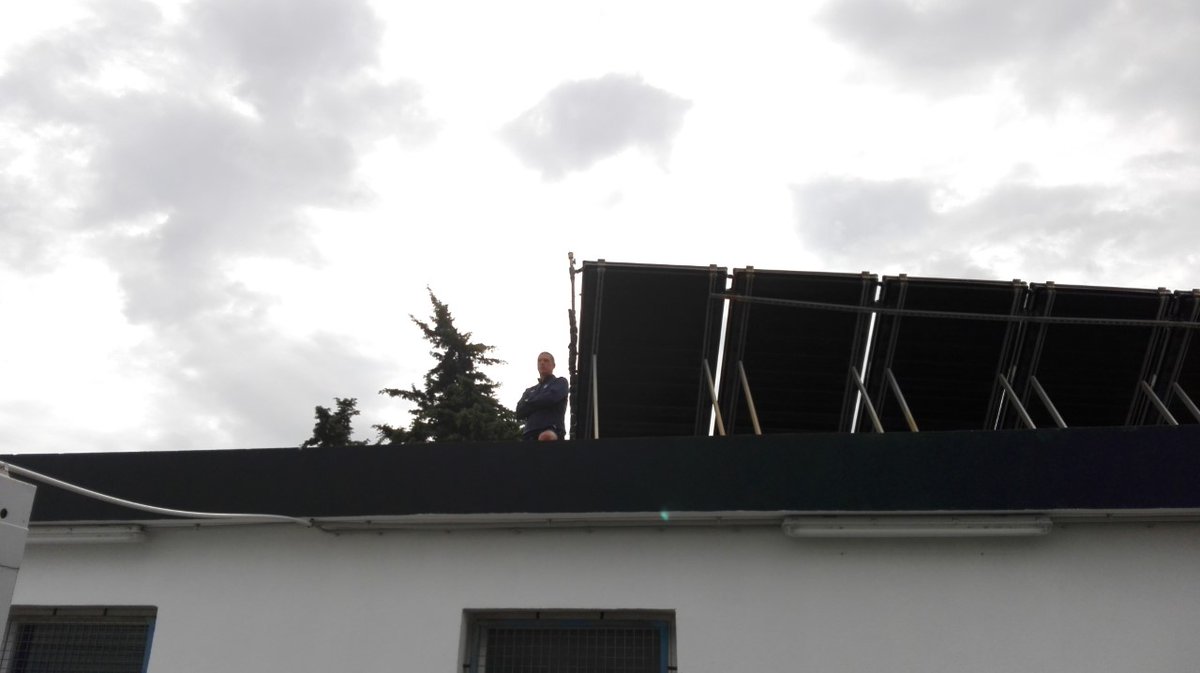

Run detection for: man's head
[[537, 352, 555, 377]]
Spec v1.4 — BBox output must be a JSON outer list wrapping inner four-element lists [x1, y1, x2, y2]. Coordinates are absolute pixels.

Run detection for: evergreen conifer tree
[[375, 291, 521, 443], [300, 397, 366, 448]]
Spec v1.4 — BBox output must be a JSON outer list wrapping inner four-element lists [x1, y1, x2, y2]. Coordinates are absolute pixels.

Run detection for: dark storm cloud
[[820, 1, 1200, 136], [501, 74, 692, 179], [0, 0, 430, 448], [792, 176, 1198, 285]]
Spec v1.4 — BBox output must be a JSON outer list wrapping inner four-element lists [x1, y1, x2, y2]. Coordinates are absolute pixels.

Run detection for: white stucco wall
[[10, 521, 1200, 672]]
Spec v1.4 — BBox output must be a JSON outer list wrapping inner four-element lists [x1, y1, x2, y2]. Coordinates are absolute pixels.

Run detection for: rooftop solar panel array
[[572, 261, 725, 439], [570, 260, 1200, 439]]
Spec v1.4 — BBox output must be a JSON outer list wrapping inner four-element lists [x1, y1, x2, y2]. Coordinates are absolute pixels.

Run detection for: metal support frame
[[694, 265, 725, 436], [871, 275, 909, 428], [841, 272, 877, 432], [1161, 291, 1200, 423], [985, 279, 1026, 430], [567, 253, 581, 441], [737, 361, 762, 435], [1125, 288, 1173, 426], [1012, 283, 1054, 429], [998, 374, 1036, 429], [580, 261, 606, 441], [721, 268, 754, 434], [850, 366, 884, 433], [591, 354, 600, 439], [1140, 381, 1179, 426], [883, 368, 919, 432], [1028, 376, 1067, 428], [1171, 382, 1200, 423], [703, 360, 726, 436]]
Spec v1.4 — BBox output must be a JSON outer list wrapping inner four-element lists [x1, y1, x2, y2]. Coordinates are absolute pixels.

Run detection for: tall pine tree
[[376, 291, 520, 443], [300, 397, 366, 448]]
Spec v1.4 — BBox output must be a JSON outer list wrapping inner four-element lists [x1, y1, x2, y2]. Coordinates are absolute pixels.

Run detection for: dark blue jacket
[[515, 375, 568, 438]]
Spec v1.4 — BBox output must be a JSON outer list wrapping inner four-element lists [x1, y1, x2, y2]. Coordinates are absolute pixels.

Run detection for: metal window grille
[[471, 620, 669, 673], [0, 610, 155, 673]]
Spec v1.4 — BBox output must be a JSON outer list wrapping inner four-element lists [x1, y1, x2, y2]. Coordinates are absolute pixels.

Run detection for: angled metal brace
[[851, 366, 884, 433], [883, 368, 919, 432], [1171, 382, 1200, 423], [1028, 376, 1067, 428], [737, 361, 762, 436], [703, 360, 726, 436], [998, 374, 1036, 429], [1140, 381, 1179, 426]]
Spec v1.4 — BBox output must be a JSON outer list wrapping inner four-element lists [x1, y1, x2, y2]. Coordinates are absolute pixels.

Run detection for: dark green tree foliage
[[376, 292, 521, 443], [301, 397, 366, 448]]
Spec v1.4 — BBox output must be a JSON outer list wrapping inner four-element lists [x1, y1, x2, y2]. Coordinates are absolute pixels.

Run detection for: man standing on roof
[[516, 352, 568, 441]]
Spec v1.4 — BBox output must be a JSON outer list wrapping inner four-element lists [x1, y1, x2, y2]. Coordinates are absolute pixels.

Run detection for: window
[[463, 610, 674, 673], [0, 607, 155, 673]]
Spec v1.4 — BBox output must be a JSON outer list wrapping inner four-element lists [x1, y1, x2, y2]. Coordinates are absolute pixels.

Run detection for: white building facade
[[10, 519, 1200, 672]]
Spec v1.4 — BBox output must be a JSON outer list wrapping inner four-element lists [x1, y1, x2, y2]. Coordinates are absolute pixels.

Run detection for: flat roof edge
[[27, 508, 1200, 534]]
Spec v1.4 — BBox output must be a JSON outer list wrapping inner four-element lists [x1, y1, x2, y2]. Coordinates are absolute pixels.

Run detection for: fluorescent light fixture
[[27, 525, 146, 545], [781, 515, 1052, 538]]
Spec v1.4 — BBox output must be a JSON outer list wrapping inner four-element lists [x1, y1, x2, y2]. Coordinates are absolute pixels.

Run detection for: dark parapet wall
[[6, 425, 1200, 522], [572, 261, 726, 440]]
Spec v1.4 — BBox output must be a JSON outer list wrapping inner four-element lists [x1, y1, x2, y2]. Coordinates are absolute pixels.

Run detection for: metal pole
[[1171, 382, 1200, 423], [737, 361, 762, 436], [884, 368, 919, 432], [703, 360, 726, 436], [591, 353, 600, 439], [998, 374, 1036, 429], [1140, 381, 1179, 426], [850, 366, 884, 433], [1029, 376, 1067, 428]]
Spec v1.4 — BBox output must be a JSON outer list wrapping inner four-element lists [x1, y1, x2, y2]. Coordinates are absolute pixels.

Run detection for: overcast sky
[[2, 0, 1198, 453]]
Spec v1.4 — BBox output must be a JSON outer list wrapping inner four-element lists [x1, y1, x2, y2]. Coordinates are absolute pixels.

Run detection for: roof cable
[[0, 460, 313, 528]]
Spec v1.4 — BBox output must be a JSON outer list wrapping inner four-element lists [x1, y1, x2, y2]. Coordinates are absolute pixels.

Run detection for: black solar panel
[[861, 276, 1025, 432], [1007, 283, 1171, 428], [717, 269, 875, 434], [572, 261, 726, 439]]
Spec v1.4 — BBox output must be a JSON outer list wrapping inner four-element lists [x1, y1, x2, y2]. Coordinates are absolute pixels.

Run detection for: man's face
[[537, 353, 555, 377]]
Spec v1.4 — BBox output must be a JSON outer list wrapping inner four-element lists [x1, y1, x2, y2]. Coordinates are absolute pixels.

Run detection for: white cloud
[[501, 74, 692, 179], [0, 0, 433, 450], [792, 173, 1200, 287], [820, 0, 1200, 140]]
